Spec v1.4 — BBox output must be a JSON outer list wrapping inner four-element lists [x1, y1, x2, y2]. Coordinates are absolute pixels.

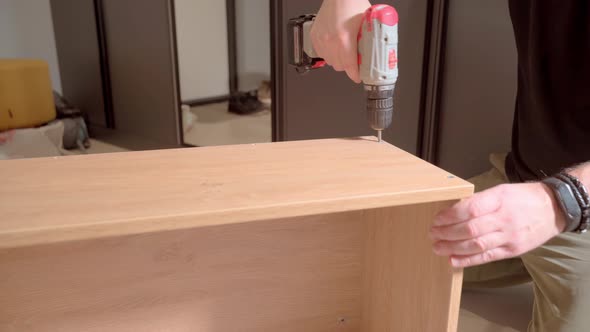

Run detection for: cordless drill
[[288, 5, 399, 142]]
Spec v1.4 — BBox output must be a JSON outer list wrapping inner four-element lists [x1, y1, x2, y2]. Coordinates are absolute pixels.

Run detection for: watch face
[[558, 182, 580, 215], [544, 177, 583, 233]]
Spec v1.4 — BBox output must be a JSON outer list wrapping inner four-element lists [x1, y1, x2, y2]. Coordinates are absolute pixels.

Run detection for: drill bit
[[377, 130, 382, 142]]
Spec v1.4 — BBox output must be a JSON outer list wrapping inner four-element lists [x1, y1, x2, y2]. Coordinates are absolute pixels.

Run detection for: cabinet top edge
[[0, 137, 472, 248]]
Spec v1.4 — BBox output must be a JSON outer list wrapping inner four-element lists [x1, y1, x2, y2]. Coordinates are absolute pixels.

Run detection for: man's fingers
[[323, 45, 343, 70], [344, 65, 361, 83], [331, 62, 345, 71], [430, 214, 501, 241], [433, 231, 507, 256], [311, 38, 327, 63], [310, 32, 342, 71], [339, 34, 361, 83], [434, 186, 503, 226], [310, 25, 361, 82], [317, 44, 343, 71], [449, 247, 512, 268]]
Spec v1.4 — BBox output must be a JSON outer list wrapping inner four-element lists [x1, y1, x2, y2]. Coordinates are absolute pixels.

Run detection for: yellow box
[[0, 59, 56, 131]]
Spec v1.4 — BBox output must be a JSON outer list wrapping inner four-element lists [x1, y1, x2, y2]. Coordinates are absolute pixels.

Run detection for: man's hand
[[430, 182, 566, 268], [311, 0, 371, 83]]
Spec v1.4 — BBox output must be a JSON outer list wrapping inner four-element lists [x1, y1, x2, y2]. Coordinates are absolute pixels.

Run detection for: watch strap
[[557, 172, 590, 206], [557, 172, 590, 233], [542, 176, 582, 233]]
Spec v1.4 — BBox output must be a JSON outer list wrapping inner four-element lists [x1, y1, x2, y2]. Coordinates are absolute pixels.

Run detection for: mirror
[[0, 0, 273, 160], [175, 0, 272, 147]]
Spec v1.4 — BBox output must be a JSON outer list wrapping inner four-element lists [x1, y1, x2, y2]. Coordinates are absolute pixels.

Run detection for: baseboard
[[183, 95, 229, 107], [87, 125, 179, 151]]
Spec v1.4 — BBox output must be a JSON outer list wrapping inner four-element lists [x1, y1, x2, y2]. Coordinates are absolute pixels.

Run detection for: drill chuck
[[365, 84, 394, 136]]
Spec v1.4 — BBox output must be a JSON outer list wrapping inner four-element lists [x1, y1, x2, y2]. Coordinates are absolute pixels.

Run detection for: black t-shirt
[[505, 0, 590, 182]]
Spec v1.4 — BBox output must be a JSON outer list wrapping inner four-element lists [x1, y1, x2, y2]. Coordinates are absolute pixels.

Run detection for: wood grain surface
[[0, 212, 363, 332], [1, 205, 463, 332], [0, 137, 472, 331], [0, 137, 471, 249], [361, 202, 463, 332]]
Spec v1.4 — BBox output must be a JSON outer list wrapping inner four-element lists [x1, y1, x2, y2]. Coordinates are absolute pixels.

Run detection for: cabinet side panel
[[361, 202, 463, 332]]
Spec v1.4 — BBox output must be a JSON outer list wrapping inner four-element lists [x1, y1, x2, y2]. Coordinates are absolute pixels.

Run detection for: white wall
[[174, 0, 229, 101], [235, 0, 271, 92], [174, 0, 271, 101], [0, 1, 20, 58], [1, 0, 271, 101], [0, 0, 62, 93]]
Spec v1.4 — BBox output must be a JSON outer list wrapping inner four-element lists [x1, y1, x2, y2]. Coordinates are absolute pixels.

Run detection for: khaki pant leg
[[462, 153, 532, 289], [461, 153, 590, 331], [521, 231, 590, 332]]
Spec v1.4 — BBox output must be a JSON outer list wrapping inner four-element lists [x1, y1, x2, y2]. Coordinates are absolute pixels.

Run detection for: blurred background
[[0, 0, 516, 181], [1, 0, 273, 157]]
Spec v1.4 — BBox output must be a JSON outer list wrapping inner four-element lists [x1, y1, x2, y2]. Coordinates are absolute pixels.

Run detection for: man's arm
[[429, 162, 590, 268]]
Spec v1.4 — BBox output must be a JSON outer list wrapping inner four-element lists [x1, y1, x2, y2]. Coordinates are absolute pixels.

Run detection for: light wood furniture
[[0, 137, 473, 331]]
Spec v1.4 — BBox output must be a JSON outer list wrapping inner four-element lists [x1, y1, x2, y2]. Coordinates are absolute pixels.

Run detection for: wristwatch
[[542, 176, 583, 233]]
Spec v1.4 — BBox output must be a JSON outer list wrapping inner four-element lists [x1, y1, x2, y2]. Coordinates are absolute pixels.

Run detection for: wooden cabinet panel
[[0, 137, 472, 331]]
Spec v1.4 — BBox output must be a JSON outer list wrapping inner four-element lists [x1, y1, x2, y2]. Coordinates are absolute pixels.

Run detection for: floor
[[83, 138, 129, 154], [458, 283, 533, 332], [68, 126, 181, 156], [182, 102, 272, 147], [87, 125, 178, 152]]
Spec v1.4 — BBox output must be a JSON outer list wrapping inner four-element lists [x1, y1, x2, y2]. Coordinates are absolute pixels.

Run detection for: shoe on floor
[[228, 91, 262, 115]]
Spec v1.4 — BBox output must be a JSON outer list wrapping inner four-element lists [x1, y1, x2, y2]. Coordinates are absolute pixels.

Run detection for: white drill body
[[358, 5, 399, 87]]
